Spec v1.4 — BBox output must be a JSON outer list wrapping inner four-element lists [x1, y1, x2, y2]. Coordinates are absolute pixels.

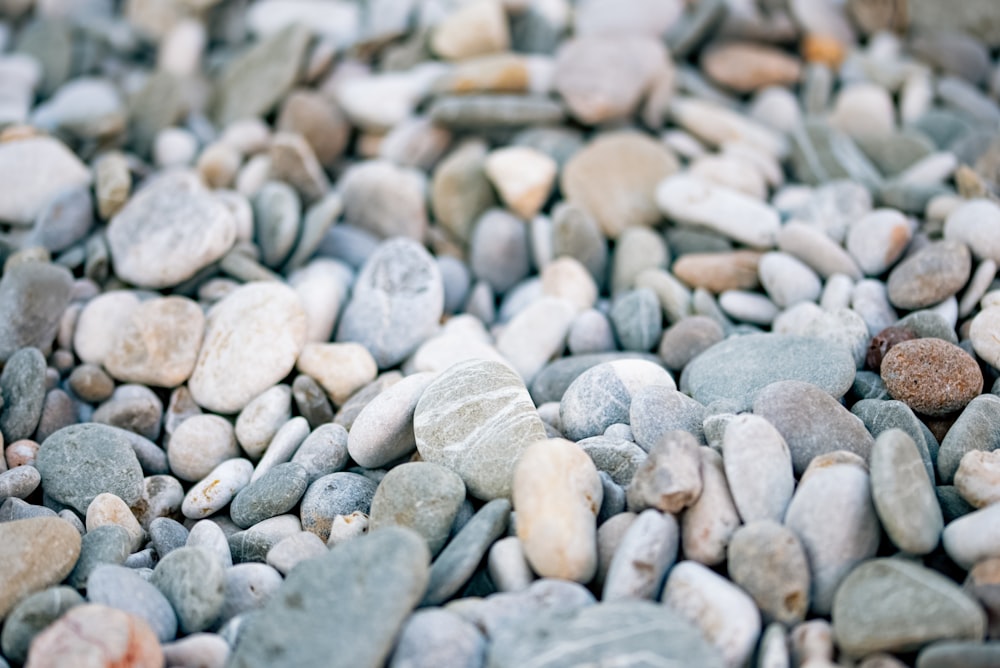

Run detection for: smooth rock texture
[[0, 136, 91, 225], [150, 547, 225, 634], [0, 518, 81, 620], [25, 604, 163, 668], [943, 503, 1000, 569], [626, 430, 703, 514], [0, 261, 73, 363], [0, 347, 46, 442], [938, 395, 1000, 483], [886, 240, 972, 310], [1, 586, 83, 664], [881, 338, 983, 416], [728, 521, 810, 625], [721, 414, 795, 523], [369, 462, 466, 556], [414, 359, 547, 500], [87, 564, 179, 643], [229, 527, 429, 668], [513, 439, 602, 583], [188, 282, 307, 414]]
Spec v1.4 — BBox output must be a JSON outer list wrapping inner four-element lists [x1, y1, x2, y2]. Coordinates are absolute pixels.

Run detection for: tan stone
[[484, 146, 556, 220], [955, 450, 1000, 509], [672, 251, 762, 293], [0, 518, 81, 620], [701, 41, 802, 93], [296, 342, 378, 405], [85, 492, 145, 552], [430, 0, 510, 61]]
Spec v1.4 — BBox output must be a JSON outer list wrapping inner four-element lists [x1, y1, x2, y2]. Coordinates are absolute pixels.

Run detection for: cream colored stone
[[484, 146, 556, 219], [85, 492, 145, 552], [296, 342, 377, 405]]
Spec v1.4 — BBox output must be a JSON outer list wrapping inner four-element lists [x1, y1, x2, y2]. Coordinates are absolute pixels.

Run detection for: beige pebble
[[296, 342, 378, 405], [168, 414, 240, 482], [955, 450, 1000, 509], [85, 492, 145, 552]]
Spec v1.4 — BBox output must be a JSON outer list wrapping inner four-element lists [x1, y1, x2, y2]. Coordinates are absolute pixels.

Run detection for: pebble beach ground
[[0, 0, 999, 666]]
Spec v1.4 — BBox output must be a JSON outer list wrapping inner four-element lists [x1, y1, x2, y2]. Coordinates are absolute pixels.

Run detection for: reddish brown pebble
[[880, 339, 983, 416], [701, 42, 803, 93], [865, 325, 917, 372], [25, 604, 163, 668], [6, 439, 39, 468]]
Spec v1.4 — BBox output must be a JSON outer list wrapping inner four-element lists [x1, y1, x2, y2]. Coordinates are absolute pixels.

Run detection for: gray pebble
[[0, 465, 40, 499], [92, 383, 163, 441], [300, 472, 378, 542], [852, 399, 936, 484], [265, 531, 327, 575], [438, 255, 472, 315], [870, 429, 943, 555], [630, 385, 706, 450], [389, 608, 486, 668], [0, 498, 57, 521], [0, 261, 73, 363], [151, 546, 225, 634], [290, 423, 350, 484], [422, 499, 510, 607], [753, 380, 874, 476], [334, 372, 403, 431], [938, 394, 1000, 483], [317, 224, 380, 270], [448, 578, 596, 639], [529, 352, 659, 404], [68, 524, 131, 589], [916, 641, 1000, 668], [187, 520, 234, 570], [347, 372, 436, 469], [602, 423, 633, 441], [566, 308, 616, 355], [250, 416, 309, 482], [728, 520, 811, 625], [942, 503, 1000, 569], [220, 562, 283, 623], [291, 374, 334, 430], [603, 509, 678, 601], [887, 239, 971, 310], [1, 586, 83, 663], [680, 447, 740, 566], [487, 536, 533, 593], [853, 370, 890, 400], [626, 430, 703, 514], [123, 548, 157, 569], [161, 633, 231, 668], [370, 462, 466, 556], [27, 186, 94, 253], [35, 423, 144, 514], [577, 436, 646, 487], [658, 315, 725, 371], [150, 517, 190, 560], [596, 472, 627, 524], [253, 181, 301, 269], [610, 288, 662, 352], [0, 347, 46, 442], [722, 414, 795, 523], [231, 462, 309, 529], [34, 389, 78, 443], [87, 564, 178, 642], [235, 384, 292, 461], [470, 209, 531, 295], [551, 202, 608, 288]]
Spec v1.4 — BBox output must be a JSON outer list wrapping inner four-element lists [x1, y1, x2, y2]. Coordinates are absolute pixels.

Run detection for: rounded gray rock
[[609, 287, 663, 352], [290, 423, 350, 484], [727, 520, 811, 625], [469, 208, 531, 295], [347, 372, 436, 469], [870, 429, 943, 555], [369, 462, 466, 556], [886, 239, 972, 310], [87, 564, 178, 642], [388, 608, 486, 668], [626, 430, 703, 514], [658, 315, 725, 371], [68, 524, 131, 589], [300, 472, 378, 541], [1, 586, 83, 663], [721, 414, 795, 523], [576, 436, 647, 487], [602, 508, 678, 601], [937, 394, 1000, 483], [629, 385, 706, 451], [151, 546, 225, 634], [35, 423, 144, 515], [220, 562, 283, 623], [0, 261, 73, 363], [0, 347, 47, 442], [231, 462, 309, 530]]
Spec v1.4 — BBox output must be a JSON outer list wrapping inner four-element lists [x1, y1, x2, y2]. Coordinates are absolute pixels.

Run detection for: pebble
[[234, 385, 292, 460], [299, 472, 378, 542], [753, 380, 874, 475], [721, 414, 795, 523], [339, 160, 427, 241], [832, 558, 986, 656], [944, 199, 1000, 264], [92, 384, 163, 441], [86, 564, 178, 643], [336, 238, 444, 369], [150, 517, 189, 559], [540, 257, 598, 312], [369, 462, 466, 556], [422, 499, 510, 606], [84, 493, 144, 553], [560, 131, 678, 238], [603, 508, 678, 600], [852, 398, 936, 484], [249, 415, 309, 481], [661, 560, 761, 668], [484, 146, 556, 219], [880, 338, 983, 416], [757, 251, 823, 308], [629, 385, 706, 451], [577, 437, 646, 487], [609, 288, 662, 352], [414, 359, 547, 500], [0, 261, 73, 363], [161, 633, 231, 668], [513, 439, 602, 583], [431, 0, 509, 60], [290, 423, 349, 484], [487, 536, 533, 594], [1, 586, 82, 664], [681, 333, 856, 411], [784, 461, 880, 614], [886, 239, 972, 310], [265, 531, 327, 575], [560, 359, 675, 441], [35, 423, 144, 515], [0, 347, 45, 442], [25, 604, 163, 668], [388, 608, 486, 668], [680, 447, 740, 565], [626, 430, 703, 514], [230, 527, 429, 668], [672, 251, 762, 294], [219, 562, 282, 622], [470, 209, 531, 295], [728, 520, 810, 625], [186, 520, 233, 570], [150, 546, 225, 634], [955, 450, 1000, 509], [916, 642, 1000, 668], [0, 517, 80, 620], [970, 307, 1000, 371], [0, 136, 91, 225], [657, 316, 724, 371], [702, 41, 801, 93], [942, 503, 1000, 570], [869, 429, 943, 555], [182, 458, 254, 520], [168, 414, 239, 482], [230, 462, 309, 529], [188, 282, 307, 414]]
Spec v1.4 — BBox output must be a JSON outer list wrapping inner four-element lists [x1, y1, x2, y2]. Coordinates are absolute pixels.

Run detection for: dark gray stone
[[0, 347, 46, 442], [551, 202, 608, 288], [35, 423, 144, 514], [68, 524, 131, 589], [469, 209, 531, 295], [938, 394, 1000, 483], [290, 423, 350, 484], [0, 261, 73, 363], [34, 389, 78, 443], [0, 586, 83, 663], [577, 436, 646, 487], [229, 516, 302, 564], [150, 517, 189, 560], [231, 462, 309, 530], [87, 564, 178, 642], [151, 546, 225, 634], [229, 527, 430, 668], [300, 472, 378, 542], [852, 399, 935, 482], [26, 186, 94, 253]]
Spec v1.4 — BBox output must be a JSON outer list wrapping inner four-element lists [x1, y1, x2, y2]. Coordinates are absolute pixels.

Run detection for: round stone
[[721, 414, 795, 523], [626, 430, 703, 514], [0, 261, 73, 363], [0, 136, 91, 225], [340, 160, 427, 241], [657, 316, 725, 371], [300, 472, 378, 542], [609, 288, 663, 352], [881, 338, 983, 416], [87, 564, 178, 642], [937, 394, 1000, 483], [369, 462, 466, 556], [629, 385, 706, 451], [188, 282, 307, 414], [955, 450, 1000, 508], [886, 240, 972, 310], [150, 546, 225, 634], [168, 414, 239, 482], [35, 423, 144, 515], [944, 198, 1000, 264], [1, 586, 83, 664], [235, 385, 292, 460], [182, 458, 254, 520], [230, 462, 309, 529], [414, 359, 548, 500], [107, 171, 237, 288]]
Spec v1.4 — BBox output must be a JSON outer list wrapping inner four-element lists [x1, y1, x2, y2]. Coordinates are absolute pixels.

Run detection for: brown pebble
[[701, 42, 803, 93], [801, 33, 847, 68], [67, 364, 115, 403], [865, 325, 917, 372], [880, 338, 983, 416], [6, 439, 38, 468], [25, 604, 163, 668], [658, 316, 725, 371], [885, 240, 971, 310], [671, 251, 762, 293]]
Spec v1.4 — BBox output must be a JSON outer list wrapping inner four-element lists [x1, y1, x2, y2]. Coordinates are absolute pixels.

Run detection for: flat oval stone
[[658, 316, 725, 371], [107, 171, 236, 288], [182, 458, 254, 520], [36, 423, 144, 514], [230, 462, 309, 529], [753, 380, 875, 476], [87, 564, 178, 643], [235, 385, 292, 460], [852, 399, 936, 488], [937, 395, 1000, 483], [681, 334, 855, 411], [0, 517, 81, 620], [955, 450, 1000, 508], [414, 359, 547, 500], [881, 338, 983, 416], [721, 414, 795, 523], [229, 527, 430, 668], [970, 307, 1000, 370], [832, 558, 986, 656], [916, 641, 1000, 668], [728, 520, 810, 625], [168, 414, 239, 482], [189, 282, 307, 414], [0, 261, 73, 363], [103, 296, 205, 387], [609, 288, 662, 352], [886, 239, 972, 310], [0, 346, 46, 442], [290, 423, 349, 484], [369, 462, 466, 557], [514, 439, 602, 583], [347, 372, 436, 469], [870, 429, 943, 555], [603, 508, 678, 601], [336, 238, 444, 369], [151, 546, 225, 634], [702, 41, 802, 93], [560, 359, 675, 442], [758, 251, 822, 308], [1, 586, 83, 664], [784, 462, 880, 614]]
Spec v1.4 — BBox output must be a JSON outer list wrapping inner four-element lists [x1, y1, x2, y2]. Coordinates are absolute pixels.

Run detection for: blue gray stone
[[220, 563, 283, 623], [0, 261, 73, 363], [300, 472, 378, 542], [1, 586, 83, 663], [87, 564, 178, 642], [369, 462, 466, 557], [68, 524, 131, 589], [291, 423, 350, 484], [577, 436, 646, 487], [469, 209, 531, 295], [149, 517, 189, 559], [0, 347, 46, 442], [151, 546, 225, 634], [852, 399, 936, 484], [231, 462, 309, 529], [629, 385, 706, 450], [609, 288, 662, 352], [938, 394, 1000, 483], [388, 608, 486, 668]]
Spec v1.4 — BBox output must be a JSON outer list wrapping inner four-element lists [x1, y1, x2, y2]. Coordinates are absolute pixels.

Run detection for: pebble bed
[[0, 0, 999, 667]]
